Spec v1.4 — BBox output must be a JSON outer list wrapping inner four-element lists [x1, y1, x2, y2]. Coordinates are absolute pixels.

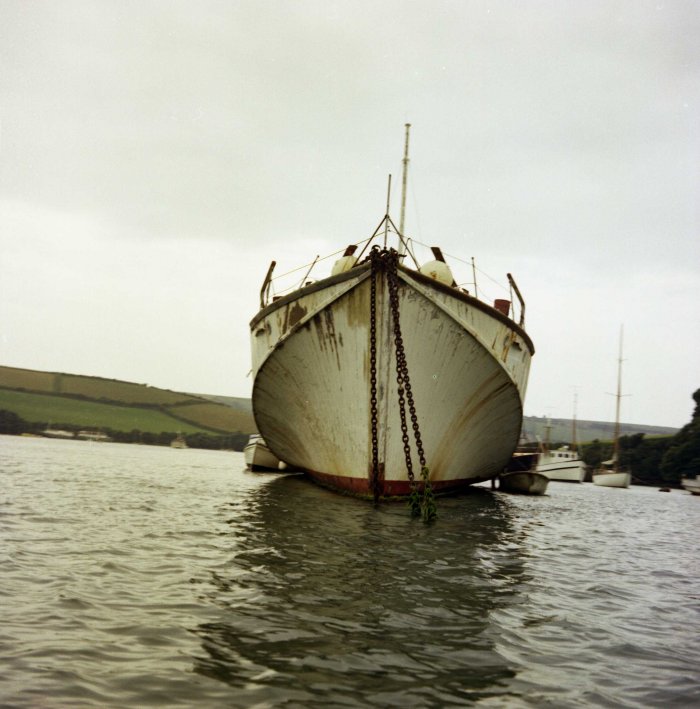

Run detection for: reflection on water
[[192, 475, 528, 706]]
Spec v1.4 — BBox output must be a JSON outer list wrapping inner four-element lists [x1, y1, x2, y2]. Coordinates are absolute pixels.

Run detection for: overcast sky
[[1, 1, 698, 429]]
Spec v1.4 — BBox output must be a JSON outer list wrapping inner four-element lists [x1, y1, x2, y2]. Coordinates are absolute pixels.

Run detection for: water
[[1, 436, 699, 708]]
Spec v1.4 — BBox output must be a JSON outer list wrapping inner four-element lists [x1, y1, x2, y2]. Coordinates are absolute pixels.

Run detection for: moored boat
[[498, 471, 549, 495], [681, 477, 700, 495], [535, 400, 586, 482], [170, 433, 188, 449], [77, 430, 112, 442], [592, 327, 631, 489], [536, 445, 586, 482], [42, 427, 74, 439], [244, 434, 281, 472], [248, 126, 534, 500], [592, 464, 631, 488]]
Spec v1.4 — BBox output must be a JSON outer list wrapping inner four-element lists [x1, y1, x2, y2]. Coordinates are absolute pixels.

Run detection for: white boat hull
[[592, 471, 631, 488], [536, 456, 586, 482], [681, 478, 700, 495], [250, 262, 533, 498], [244, 437, 281, 471]]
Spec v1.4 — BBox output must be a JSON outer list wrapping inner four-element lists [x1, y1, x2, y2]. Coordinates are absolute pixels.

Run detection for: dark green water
[[1, 436, 698, 707]]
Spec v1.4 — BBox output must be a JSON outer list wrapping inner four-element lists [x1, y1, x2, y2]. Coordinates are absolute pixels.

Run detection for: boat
[[592, 461, 631, 488], [42, 425, 74, 439], [535, 410, 586, 483], [592, 328, 631, 489], [77, 430, 112, 442], [498, 471, 549, 495], [170, 433, 188, 449], [498, 451, 548, 495], [248, 125, 535, 500], [681, 477, 700, 495], [536, 445, 586, 482], [244, 434, 281, 472]]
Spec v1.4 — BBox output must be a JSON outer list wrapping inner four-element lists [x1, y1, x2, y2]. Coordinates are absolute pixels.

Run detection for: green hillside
[[0, 388, 211, 434], [0, 365, 257, 437], [522, 415, 677, 444]]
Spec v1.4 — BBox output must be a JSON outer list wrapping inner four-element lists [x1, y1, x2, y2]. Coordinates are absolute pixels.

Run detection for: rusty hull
[[249, 263, 533, 498]]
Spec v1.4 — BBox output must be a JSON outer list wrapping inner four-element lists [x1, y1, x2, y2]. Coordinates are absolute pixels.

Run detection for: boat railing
[[258, 228, 526, 327]]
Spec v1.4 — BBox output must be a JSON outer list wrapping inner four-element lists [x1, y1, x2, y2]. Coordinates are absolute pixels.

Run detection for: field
[[166, 401, 254, 432], [0, 389, 213, 434], [0, 365, 256, 435]]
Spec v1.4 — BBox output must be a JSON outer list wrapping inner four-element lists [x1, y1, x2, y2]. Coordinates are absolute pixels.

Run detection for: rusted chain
[[365, 247, 436, 521], [369, 248, 380, 503]]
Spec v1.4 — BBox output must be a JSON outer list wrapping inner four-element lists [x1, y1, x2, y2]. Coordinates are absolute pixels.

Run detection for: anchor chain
[[366, 246, 436, 521], [369, 251, 381, 503]]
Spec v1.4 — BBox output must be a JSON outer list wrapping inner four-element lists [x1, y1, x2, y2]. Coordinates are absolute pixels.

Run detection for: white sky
[[1, 0, 698, 429]]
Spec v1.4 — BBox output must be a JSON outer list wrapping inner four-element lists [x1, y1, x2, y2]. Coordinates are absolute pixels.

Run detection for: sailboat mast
[[571, 391, 578, 452], [398, 123, 411, 254], [612, 326, 623, 472]]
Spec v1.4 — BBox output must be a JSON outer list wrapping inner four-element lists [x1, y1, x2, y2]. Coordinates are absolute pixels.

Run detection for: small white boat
[[42, 427, 74, 439], [77, 430, 112, 442], [681, 477, 700, 495], [592, 462, 631, 488], [170, 433, 188, 449], [244, 434, 281, 471], [592, 328, 631, 489], [536, 445, 586, 483], [535, 401, 586, 482], [498, 470, 549, 495]]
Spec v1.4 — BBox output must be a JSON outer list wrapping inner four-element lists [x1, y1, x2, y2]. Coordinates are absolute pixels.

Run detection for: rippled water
[[1, 435, 699, 708]]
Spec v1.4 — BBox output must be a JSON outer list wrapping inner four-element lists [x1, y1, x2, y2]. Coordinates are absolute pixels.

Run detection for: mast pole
[[398, 123, 411, 254], [613, 326, 623, 471], [571, 390, 578, 452], [384, 174, 392, 247], [472, 257, 478, 299]]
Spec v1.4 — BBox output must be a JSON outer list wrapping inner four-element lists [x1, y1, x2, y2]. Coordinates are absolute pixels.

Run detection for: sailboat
[[248, 125, 535, 500], [592, 328, 631, 488]]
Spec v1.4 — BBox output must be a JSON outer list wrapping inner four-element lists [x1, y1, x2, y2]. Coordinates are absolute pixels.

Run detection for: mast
[[571, 390, 578, 452], [612, 326, 623, 472], [398, 123, 411, 254], [543, 417, 551, 454], [384, 174, 392, 247]]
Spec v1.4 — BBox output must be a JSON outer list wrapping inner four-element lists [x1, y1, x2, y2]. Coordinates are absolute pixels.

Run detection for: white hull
[[536, 454, 586, 482], [250, 261, 533, 497], [592, 471, 631, 488], [244, 436, 281, 471], [681, 478, 700, 495]]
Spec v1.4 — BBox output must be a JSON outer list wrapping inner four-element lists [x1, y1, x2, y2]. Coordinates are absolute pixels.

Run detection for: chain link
[[366, 246, 432, 516], [369, 248, 380, 503]]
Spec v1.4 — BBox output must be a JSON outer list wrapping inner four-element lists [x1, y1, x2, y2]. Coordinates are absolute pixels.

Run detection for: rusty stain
[[254, 322, 271, 338], [501, 331, 516, 362], [281, 302, 307, 333], [344, 277, 371, 329]]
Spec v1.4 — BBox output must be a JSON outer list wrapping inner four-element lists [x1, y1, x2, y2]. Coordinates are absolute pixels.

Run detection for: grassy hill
[[522, 415, 677, 444], [0, 365, 257, 436]]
